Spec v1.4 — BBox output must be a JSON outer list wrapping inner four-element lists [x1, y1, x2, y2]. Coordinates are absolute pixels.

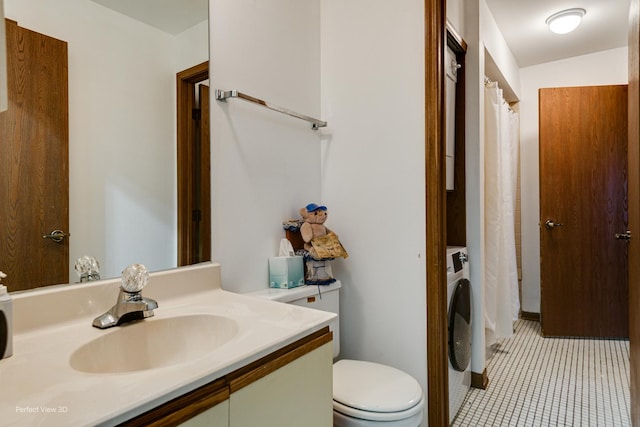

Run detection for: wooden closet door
[[628, 1, 640, 422], [0, 20, 69, 291], [539, 85, 628, 338]]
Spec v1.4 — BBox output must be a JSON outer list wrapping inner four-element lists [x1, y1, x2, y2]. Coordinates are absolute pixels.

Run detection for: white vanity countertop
[[0, 262, 335, 427]]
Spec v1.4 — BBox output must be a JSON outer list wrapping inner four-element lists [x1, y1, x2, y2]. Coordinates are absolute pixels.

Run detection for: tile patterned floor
[[452, 320, 630, 427]]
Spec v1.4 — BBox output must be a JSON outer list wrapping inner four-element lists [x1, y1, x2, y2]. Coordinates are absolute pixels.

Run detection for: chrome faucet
[[92, 264, 158, 329]]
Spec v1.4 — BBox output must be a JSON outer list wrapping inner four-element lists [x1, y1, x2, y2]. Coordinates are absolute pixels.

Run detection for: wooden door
[[195, 83, 211, 263], [177, 62, 209, 266], [0, 20, 69, 292], [628, 0, 640, 422], [199, 84, 211, 262], [539, 85, 628, 338]]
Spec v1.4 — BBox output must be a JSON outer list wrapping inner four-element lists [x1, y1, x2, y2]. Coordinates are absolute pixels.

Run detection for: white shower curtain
[[484, 81, 520, 344]]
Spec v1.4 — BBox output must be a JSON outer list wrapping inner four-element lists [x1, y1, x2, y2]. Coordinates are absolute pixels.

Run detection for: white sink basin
[[69, 314, 239, 373]]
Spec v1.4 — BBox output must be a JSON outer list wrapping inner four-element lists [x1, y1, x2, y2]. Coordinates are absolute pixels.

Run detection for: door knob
[[544, 219, 563, 230], [43, 229, 70, 243], [615, 230, 631, 241]]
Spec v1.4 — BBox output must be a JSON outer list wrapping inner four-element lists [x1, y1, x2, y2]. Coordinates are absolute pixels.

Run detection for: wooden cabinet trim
[[119, 378, 228, 427], [120, 327, 332, 427]]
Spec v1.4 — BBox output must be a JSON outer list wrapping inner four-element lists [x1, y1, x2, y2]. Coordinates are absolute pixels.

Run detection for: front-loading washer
[[446, 246, 471, 424]]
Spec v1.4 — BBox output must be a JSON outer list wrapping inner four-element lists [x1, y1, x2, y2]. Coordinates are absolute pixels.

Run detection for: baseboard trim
[[521, 311, 541, 322], [471, 368, 488, 390]]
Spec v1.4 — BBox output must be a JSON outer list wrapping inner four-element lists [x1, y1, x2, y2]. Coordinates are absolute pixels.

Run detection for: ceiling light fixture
[[545, 8, 586, 34]]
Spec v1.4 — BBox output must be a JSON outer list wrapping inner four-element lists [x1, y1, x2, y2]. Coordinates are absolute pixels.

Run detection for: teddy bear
[[299, 203, 348, 285], [299, 203, 329, 259]]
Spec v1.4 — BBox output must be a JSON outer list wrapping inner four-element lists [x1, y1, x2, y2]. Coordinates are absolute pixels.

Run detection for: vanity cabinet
[[229, 338, 332, 427], [180, 400, 228, 427], [121, 328, 333, 427]]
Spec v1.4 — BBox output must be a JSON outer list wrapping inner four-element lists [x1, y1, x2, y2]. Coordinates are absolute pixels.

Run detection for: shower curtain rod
[[484, 77, 517, 114], [484, 76, 497, 86], [214, 89, 327, 130]]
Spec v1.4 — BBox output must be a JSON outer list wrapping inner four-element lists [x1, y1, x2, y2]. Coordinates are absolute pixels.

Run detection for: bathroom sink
[[69, 314, 239, 373]]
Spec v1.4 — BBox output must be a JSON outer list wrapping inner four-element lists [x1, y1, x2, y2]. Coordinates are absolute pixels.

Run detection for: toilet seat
[[333, 360, 424, 422], [333, 394, 426, 422]]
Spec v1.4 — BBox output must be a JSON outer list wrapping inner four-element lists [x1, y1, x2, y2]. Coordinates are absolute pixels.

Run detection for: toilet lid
[[333, 360, 423, 414]]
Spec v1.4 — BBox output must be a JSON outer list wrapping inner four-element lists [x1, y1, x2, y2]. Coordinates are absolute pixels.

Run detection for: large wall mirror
[[2, 0, 209, 291]]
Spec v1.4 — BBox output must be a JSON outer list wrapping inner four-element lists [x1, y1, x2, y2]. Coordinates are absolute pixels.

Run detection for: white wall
[[447, 0, 465, 36], [5, 0, 207, 282], [211, 3, 427, 423], [176, 20, 209, 71], [519, 47, 628, 313], [459, 0, 522, 373], [479, 0, 520, 101], [321, 0, 427, 420], [210, 0, 322, 294], [462, 0, 488, 377]]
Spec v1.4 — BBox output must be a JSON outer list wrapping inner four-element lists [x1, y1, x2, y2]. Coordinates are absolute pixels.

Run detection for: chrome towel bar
[[214, 89, 327, 130]]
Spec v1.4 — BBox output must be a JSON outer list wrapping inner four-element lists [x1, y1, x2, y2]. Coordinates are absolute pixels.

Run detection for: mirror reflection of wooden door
[[177, 62, 210, 266], [539, 85, 628, 338], [0, 20, 69, 291], [194, 83, 211, 263]]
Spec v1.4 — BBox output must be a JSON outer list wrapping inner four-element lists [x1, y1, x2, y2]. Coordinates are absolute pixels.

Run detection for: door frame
[[425, 0, 449, 425], [177, 61, 210, 266], [428, 2, 640, 424], [628, 0, 640, 423]]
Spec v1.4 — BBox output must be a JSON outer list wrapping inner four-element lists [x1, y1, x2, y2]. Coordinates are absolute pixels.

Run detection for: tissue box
[[269, 256, 304, 288]]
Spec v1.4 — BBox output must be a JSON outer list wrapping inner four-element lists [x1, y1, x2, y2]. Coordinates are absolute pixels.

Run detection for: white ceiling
[[89, 1, 629, 66], [90, 0, 208, 35], [484, 0, 631, 67]]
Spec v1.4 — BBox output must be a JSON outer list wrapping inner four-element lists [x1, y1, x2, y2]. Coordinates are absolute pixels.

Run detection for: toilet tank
[[249, 281, 341, 358]]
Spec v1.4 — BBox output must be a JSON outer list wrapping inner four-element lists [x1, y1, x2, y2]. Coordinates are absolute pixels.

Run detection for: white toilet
[[250, 281, 425, 427]]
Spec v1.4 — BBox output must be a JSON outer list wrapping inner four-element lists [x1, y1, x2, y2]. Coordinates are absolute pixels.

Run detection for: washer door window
[[448, 278, 471, 371]]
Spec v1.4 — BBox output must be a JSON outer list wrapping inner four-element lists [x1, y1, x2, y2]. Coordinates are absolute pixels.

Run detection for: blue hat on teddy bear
[[305, 203, 327, 212]]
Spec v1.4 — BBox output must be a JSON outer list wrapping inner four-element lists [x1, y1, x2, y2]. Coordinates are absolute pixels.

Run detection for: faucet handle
[[121, 263, 149, 293], [75, 255, 101, 282]]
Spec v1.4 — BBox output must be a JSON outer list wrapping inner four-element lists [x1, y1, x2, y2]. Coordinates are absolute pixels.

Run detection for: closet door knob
[[544, 219, 563, 230], [615, 231, 631, 241], [42, 229, 70, 243]]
